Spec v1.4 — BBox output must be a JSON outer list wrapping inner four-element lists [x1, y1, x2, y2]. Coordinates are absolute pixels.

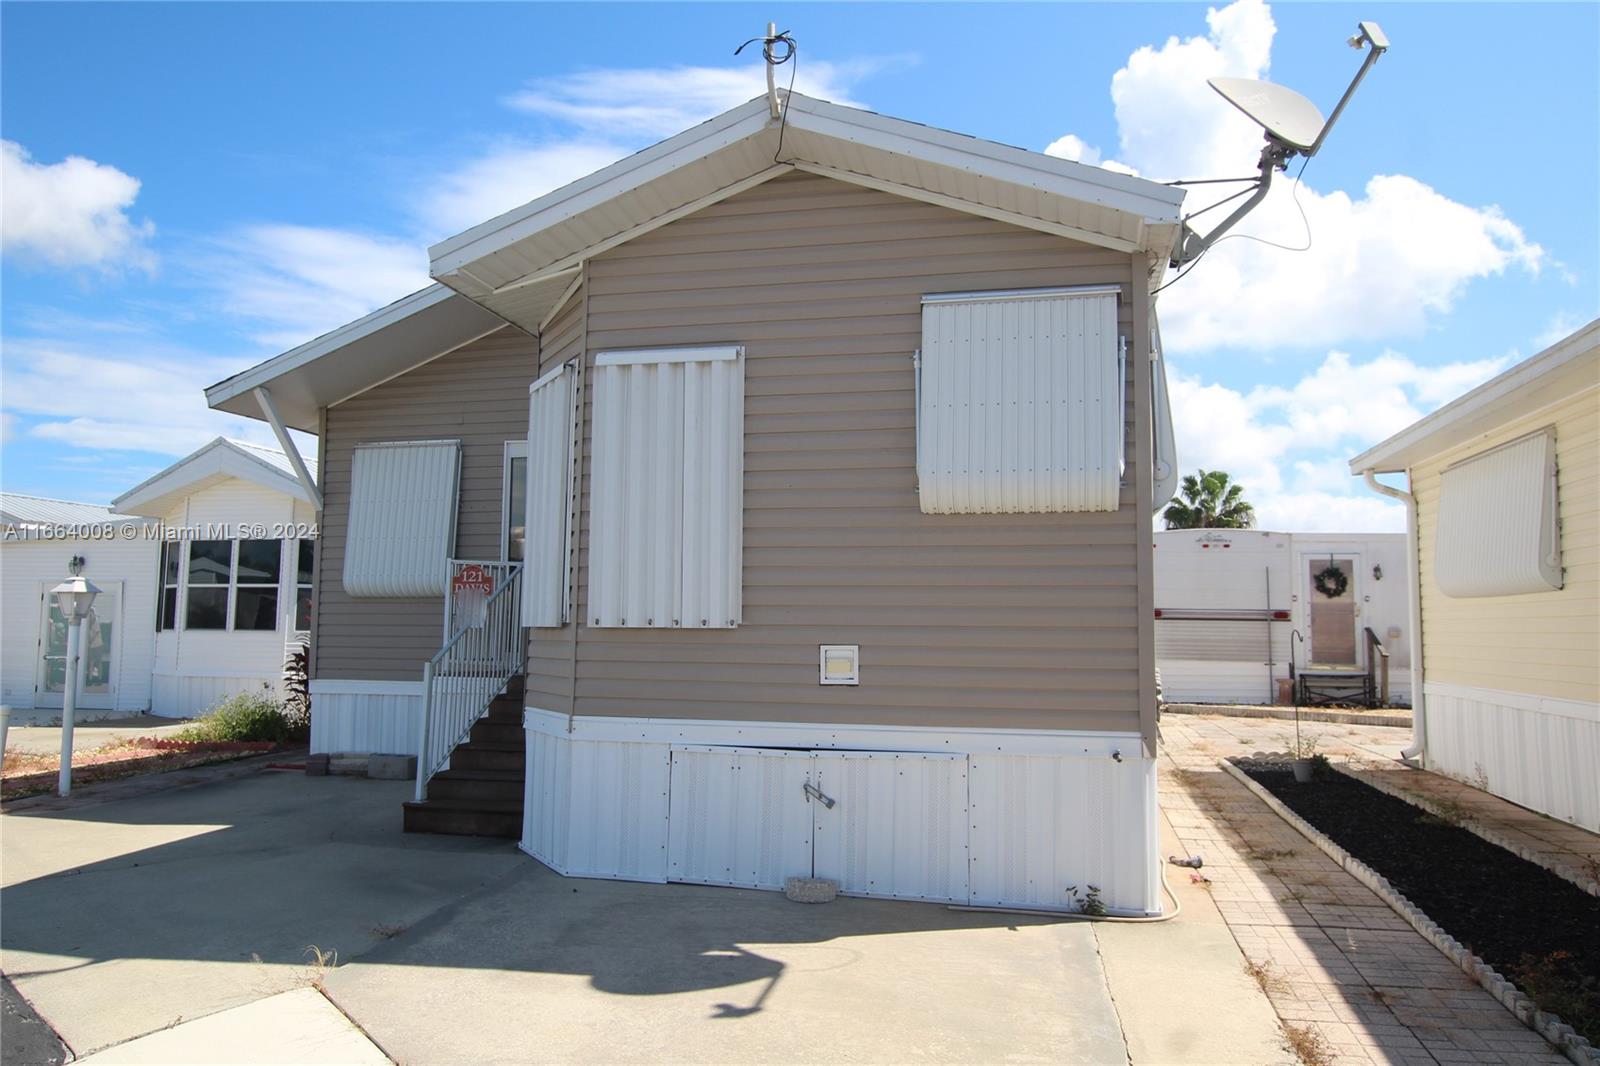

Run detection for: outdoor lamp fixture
[[1372, 564, 1383, 581], [50, 574, 101, 798]]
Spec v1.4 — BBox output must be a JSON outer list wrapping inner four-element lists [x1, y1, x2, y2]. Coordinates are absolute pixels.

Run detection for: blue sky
[[3, 1, 1596, 529]]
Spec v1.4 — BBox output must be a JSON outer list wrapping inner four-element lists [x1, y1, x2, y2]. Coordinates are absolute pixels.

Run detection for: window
[[295, 539, 316, 631], [588, 347, 743, 628], [343, 440, 461, 597], [503, 440, 528, 563], [233, 539, 282, 631], [523, 365, 577, 627], [1435, 429, 1562, 597], [186, 539, 232, 629], [917, 287, 1122, 514], [156, 541, 180, 630]]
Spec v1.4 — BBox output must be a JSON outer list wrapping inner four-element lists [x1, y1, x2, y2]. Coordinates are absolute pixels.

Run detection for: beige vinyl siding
[[1414, 384, 1599, 703], [315, 328, 538, 681], [525, 287, 585, 713], [542, 171, 1145, 733]]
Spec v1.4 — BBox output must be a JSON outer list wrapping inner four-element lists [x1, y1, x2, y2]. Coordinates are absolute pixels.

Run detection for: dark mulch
[[1239, 760, 1600, 1043]]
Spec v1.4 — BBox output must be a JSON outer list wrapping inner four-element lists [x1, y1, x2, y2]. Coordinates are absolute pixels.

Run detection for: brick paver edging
[[1219, 757, 1599, 1066], [1162, 704, 1412, 728], [1334, 762, 1600, 899]]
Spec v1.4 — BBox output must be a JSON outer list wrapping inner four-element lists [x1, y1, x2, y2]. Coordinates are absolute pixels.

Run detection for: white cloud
[[1, 334, 304, 459], [1, 140, 155, 272], [503, 60, 872, 139], [1043, 134, 1102, 166], [202, 225, 430, 349], [1165, 347, 1510, 531], [1048, 0, 1543, 351]]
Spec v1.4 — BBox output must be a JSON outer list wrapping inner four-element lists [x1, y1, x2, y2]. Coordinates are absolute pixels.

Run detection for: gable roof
[[1350, 318, 1600, 474], [111, 437, 317, 518], [0, 494, 140, 528], [429, 92, 1186, 333], [208, 91, 1185, 429]]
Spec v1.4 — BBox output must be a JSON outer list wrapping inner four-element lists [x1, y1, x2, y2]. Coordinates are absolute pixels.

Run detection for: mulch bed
[[1239, 760, 1600, 1043], [2, 739, 284, 800]]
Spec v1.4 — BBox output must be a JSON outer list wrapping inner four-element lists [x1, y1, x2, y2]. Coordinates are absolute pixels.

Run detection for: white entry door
[[36, 581, 122, 710], [665, 746, 970, 903], [1301, 554, 1362, 667]]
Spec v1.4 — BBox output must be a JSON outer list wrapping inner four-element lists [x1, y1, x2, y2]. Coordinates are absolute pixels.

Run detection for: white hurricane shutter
[[1436, 429, 1562, 597], [590, 346, 743, 628], [524, 364, 576, 626], [342, 440, 460, 597], [918, 287, 1121, 514]]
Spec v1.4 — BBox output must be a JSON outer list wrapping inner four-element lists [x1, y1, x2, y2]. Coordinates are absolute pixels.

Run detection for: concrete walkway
[[4, 714, 192, 756], [1161, 714, 1568, 1063]]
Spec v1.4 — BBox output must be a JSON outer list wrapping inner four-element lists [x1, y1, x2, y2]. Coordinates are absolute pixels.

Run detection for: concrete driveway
[[2, 768, 1284, 1065]]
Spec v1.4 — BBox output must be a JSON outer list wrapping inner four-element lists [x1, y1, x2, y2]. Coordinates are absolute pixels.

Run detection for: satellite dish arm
[[1309, 21, 1390, 157], [1171, 147, 1278, 268]]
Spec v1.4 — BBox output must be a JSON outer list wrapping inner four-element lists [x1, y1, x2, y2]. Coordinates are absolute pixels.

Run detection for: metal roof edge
[[1349, 318, 1600, 473]]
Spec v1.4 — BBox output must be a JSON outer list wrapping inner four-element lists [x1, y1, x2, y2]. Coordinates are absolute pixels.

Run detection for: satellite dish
[[1169, 20, 1390, 269], [1209, 78, 1325, 153]]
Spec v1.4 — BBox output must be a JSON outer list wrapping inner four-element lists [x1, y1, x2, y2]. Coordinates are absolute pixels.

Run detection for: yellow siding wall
[[1414, 385, 1599, 703]]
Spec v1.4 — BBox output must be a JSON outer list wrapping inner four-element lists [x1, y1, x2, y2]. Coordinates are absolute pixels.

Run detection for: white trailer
[[1153, 529, 1411, 706]]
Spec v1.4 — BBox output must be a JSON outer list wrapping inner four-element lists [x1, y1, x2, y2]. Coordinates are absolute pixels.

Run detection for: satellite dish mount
[[1171, 21, 1389, 268]]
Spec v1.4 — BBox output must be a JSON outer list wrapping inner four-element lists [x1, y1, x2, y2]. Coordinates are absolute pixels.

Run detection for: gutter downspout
[[1361, 469, 1425, 765]]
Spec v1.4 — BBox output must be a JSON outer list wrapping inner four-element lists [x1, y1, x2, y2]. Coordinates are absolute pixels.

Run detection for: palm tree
[[1163, 469, 1256, 529]]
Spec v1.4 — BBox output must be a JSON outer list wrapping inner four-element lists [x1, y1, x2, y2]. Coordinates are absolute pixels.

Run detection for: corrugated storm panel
[[564, 739, 671, 881], [666, 747, 813, 889], [524, 366, 576, 626], [919, 291, 1120, 514], [342, 440, 461, 597], [523, 726, 572, 872], [812, 752, 968, 903], [1435, 430, 1562, 597], [589, 352, 743, 628]]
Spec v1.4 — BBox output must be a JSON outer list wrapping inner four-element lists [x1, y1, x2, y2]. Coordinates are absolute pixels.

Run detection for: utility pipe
[[1361, 469, 1425, 765]]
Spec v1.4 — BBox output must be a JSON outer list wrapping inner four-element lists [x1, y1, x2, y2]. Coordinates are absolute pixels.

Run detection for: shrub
[[178, 690, 307, 744]]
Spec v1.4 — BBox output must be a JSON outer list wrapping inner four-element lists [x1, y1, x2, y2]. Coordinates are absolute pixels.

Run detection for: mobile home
[[207, 93, 1186, 913], [1154, 529, 1411, 706], [1351, 318, 1598, 832]]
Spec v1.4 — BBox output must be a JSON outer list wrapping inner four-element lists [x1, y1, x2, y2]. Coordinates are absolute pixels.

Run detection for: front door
[[1303, 556, 1359, 667], [36, 581, 121, 710]]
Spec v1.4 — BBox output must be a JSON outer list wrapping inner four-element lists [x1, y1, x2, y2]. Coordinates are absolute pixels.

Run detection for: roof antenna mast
[[1170, 20, 1389, 269], [735, 23, 795, 120]]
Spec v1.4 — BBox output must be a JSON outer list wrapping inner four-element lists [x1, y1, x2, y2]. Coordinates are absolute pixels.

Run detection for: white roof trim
[[111, 437, 314, 518], [1350, 318, 1600, 473]]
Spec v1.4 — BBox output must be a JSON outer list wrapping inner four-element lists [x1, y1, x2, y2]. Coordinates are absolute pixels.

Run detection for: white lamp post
[[50, 574, 101, 797]]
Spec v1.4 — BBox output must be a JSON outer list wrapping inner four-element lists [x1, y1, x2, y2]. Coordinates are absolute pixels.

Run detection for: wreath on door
[[1313, 563, 1349, 599]]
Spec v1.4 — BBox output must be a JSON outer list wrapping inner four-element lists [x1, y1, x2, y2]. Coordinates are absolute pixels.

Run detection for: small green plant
[[1283, 731, 1321, 761], [1063, 884, 1108, 916], [1511, 951, 1600, 1045], [282, 638, 311, 733], [178, 690, 307, 744]]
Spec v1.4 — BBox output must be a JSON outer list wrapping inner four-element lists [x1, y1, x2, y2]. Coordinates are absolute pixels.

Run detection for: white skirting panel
[[1423, 681, 1599, 833], [309, 681, 422, 755], [522, 707, 1160, 914], [152, 673, 279, 718]]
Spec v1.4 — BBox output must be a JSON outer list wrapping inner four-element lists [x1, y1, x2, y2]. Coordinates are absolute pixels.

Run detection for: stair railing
[[415, 563, 525, 802], [1363, 626, 1390, 707]]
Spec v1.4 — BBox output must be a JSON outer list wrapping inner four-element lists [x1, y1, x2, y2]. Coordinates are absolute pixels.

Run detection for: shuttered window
[[1436, 429, 1562, 597], [918, 287, 1122, 514], [524, 364, 577, 627], [589, 346, 743, 628], [342, 440, 461, 597]]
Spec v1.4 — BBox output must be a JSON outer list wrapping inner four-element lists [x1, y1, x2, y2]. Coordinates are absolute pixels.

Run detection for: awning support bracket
[[253, 386, 323, 511]]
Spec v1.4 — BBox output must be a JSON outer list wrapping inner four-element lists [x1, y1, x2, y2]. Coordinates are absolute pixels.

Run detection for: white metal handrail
[[415, 563, 525, 801]]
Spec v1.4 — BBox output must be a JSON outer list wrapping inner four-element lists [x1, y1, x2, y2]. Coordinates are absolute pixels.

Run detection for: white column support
[[253, 386, 323, 511]]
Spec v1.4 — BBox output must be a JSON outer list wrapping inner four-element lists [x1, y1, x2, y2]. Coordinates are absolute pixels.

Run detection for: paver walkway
[[1161, 713, 1569, 1064]]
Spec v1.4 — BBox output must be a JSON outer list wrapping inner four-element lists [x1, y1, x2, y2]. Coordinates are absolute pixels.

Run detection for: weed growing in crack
[[1283, 1023, 1335, 1066]]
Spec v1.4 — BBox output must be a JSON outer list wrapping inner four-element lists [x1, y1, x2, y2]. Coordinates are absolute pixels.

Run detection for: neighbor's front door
[[1304, 556, 1360, 667], [36, 581, 121, 710]]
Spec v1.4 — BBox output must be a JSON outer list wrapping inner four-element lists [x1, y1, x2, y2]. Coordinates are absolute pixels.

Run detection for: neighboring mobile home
[[207, 93, 1186, 913], [1351, 318, 1599, 832], [1154, 529, 1411, 706], [0, 438, 318, 719]]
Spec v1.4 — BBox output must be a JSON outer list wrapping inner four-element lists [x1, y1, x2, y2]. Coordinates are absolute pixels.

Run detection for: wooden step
[[427, 768, 524, 803], [402, 798, 521, 838], [448, 742, 524, 772], [470, 718, 526, 746]]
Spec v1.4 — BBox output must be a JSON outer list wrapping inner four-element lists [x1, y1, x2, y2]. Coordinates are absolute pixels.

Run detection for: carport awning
[[204, 285, 507, 433], [426, 93, 1186, 334]]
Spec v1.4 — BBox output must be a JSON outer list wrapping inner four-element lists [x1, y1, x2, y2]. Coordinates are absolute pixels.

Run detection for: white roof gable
[[429, 93, 1186, 333], [111, 437, 316, 518]]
